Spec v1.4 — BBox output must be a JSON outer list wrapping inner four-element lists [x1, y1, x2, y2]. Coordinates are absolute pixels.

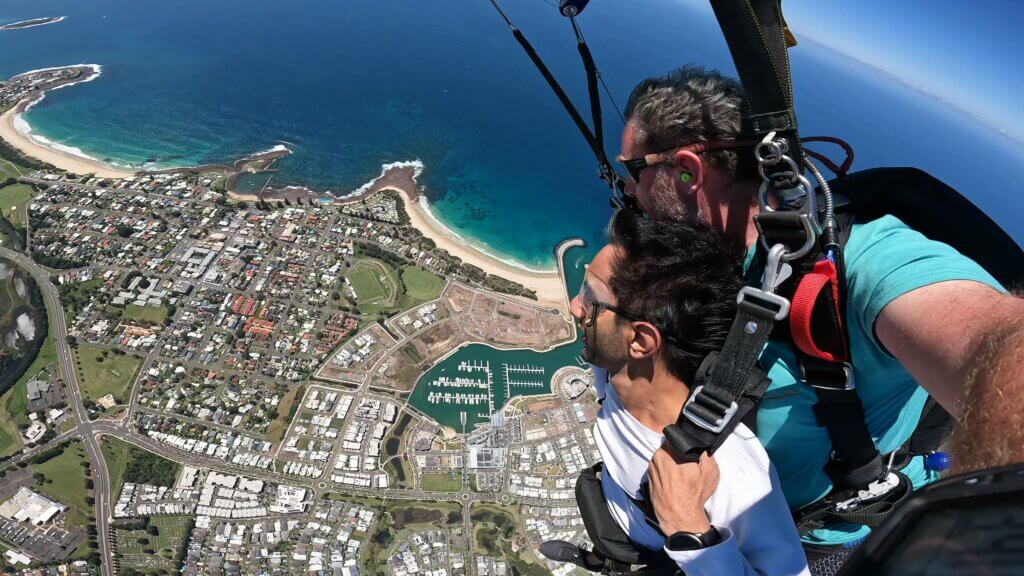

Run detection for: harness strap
[[790, 258, 848, 363], [757, 200, 886, 494], [664, 300, 775, 462], [708, 0, 803, 163]]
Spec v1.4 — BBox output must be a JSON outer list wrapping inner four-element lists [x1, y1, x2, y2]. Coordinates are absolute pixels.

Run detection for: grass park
[[0, 182, 34, 228], [419, 472, 462, 492], [31, 440, 93, 529], [121, 303, 169, 325], [0, 154, 30, 181], [73, 344, 142, 406]]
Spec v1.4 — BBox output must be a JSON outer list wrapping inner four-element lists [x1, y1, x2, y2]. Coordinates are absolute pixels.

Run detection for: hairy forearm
[[949, 320, 1024, 474]]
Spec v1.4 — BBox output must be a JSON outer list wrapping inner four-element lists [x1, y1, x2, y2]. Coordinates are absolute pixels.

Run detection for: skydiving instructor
[[608, 65, 1024, 570]]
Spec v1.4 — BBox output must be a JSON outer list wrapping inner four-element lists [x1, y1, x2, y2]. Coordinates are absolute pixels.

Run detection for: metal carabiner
[[761, 244, 793, 293]]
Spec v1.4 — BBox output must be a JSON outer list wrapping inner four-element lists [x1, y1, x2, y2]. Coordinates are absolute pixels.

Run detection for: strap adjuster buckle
[[737, 287, 790, 321], [834, 472, 900, 511], [804, 362, 856, 391], [682, 385, 739, 434]]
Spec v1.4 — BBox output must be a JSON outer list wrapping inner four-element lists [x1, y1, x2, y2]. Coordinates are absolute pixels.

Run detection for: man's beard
[[647, 171, 702, 223], [581, 322, 625, 369]]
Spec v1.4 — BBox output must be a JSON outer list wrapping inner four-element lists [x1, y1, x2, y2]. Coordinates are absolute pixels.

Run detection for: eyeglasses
[[617, 140, 757, 185]]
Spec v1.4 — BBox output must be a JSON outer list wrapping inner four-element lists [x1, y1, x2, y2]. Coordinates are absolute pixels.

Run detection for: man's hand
[[647, 444, 718, 535]]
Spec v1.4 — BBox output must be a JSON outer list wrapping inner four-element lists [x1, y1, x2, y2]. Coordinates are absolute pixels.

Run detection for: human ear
[[673, 150, 704, 190], [628, 322, 662, 360]]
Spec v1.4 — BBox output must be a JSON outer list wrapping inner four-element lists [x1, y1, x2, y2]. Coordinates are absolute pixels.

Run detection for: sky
[[681, 1, 1024, 144]]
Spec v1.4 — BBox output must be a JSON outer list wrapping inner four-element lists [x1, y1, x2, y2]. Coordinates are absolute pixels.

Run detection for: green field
[[74, 344, 142, 406], [400, 266, 446, 303], [32, 441, 92, 528], [0, 183, 35, 228], [0, 156, 30, 181], [419, 472, 462, 492], [348, 258, 398, 307], [116, 515, 192, 573], [121, 304, 168, 325], [101, 436, 132, 508]]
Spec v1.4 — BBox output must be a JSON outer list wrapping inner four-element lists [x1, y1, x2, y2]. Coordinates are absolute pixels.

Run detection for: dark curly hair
[[607, 208, 744, 382]]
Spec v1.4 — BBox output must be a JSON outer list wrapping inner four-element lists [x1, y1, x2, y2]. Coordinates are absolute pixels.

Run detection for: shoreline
[[395, 187, 570, 314], [1, 64, 137, 179], [344, 162, 572, 314], [0, 65, 578, 315]]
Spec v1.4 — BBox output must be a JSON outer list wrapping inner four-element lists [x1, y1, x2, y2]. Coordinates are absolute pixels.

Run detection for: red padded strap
[[790, 259, 848, 362]]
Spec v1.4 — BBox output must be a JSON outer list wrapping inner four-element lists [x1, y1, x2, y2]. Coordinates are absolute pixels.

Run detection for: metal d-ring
[[757, 212, 818, 262]]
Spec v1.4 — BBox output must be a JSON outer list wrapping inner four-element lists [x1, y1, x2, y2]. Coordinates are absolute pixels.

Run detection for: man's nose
[[569, 296, 585, 320], [624, 179, 637, 197]]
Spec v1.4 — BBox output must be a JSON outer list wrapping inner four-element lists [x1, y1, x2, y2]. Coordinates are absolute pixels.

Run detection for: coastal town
[[0, 66, 600, 576]]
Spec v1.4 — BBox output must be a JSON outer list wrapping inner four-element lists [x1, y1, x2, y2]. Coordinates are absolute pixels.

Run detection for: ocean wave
[[336, 159, 426, 201], [18, 64, 102, 113], [253, 143, 292, 156], [13, 110, 107, 164]]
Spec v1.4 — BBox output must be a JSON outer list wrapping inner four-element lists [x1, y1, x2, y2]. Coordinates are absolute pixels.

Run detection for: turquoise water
[[3, 0, 1022, 272]]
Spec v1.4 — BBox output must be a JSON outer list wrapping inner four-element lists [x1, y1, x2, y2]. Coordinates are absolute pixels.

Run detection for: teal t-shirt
[[746, 215, 1004, 545]]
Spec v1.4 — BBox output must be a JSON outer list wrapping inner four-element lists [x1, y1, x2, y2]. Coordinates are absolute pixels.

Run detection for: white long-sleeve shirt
[[592, 367, 810, 576]]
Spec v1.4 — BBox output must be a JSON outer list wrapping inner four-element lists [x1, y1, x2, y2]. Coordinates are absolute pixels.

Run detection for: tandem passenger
[[541, 208, 810, 575]]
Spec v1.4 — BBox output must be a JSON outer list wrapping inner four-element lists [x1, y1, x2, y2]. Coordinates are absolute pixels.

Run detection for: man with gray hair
[[607, 64, 1024, 571]]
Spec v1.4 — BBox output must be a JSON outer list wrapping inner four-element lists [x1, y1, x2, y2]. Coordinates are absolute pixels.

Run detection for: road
[[1, 246, 115, 576]]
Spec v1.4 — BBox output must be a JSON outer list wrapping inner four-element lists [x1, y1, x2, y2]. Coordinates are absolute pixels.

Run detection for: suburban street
[[1, 246, 115, 576]]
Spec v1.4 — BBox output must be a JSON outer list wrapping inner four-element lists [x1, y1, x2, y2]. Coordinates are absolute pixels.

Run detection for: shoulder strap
[[663, 305, 775, 461], [708, 0, 803, 163], [758, 193, 886, 492]]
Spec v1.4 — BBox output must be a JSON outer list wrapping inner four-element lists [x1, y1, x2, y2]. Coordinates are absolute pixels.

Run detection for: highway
[[1, 247, 115, 576]]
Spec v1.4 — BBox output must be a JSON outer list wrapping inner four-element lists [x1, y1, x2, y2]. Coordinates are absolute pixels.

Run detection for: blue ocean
[[2, 0, 1023, 269]]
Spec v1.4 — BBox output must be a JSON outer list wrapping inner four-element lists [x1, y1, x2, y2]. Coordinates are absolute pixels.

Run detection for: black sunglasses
[[619, 157, 658, 185], [618, 140, 757, 184]]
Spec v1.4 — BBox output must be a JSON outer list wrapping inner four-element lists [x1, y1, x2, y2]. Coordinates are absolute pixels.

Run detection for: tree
[[66, 335, 77, 347], [147, 524, 160, 536]]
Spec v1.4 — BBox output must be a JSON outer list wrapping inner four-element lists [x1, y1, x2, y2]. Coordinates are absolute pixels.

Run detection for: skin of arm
[[647, 446, 717, 534], [874, 280, 1024, 472]]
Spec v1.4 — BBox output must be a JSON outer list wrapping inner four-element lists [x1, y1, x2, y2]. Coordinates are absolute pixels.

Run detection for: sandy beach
[[361, 164, 571, 315], [0, 98, 136, 179]]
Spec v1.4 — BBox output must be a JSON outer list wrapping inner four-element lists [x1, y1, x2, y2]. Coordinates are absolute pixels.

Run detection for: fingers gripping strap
[[790, 259, 848, 362]]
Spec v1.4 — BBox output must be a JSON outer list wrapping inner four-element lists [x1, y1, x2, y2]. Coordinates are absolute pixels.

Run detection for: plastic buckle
[[682, 385, 738, 434], [834, 472, 900, 511], [737, 287, 790, 321], [805, 362, 856, 391]]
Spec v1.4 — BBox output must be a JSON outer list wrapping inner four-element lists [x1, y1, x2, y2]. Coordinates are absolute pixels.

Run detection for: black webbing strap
[[664, 299, 776, 462], [793, 471, 914, 534], [708, 0, 803, 164], [572, 18, 609, 171], [486, 0, 622, 192], [756, 198, 885, 494]]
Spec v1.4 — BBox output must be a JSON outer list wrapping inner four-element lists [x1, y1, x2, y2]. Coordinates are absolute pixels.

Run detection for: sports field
[[74, 344, 142, 406], [401, 265, 446, 303], [348, 257, 399, 312]]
